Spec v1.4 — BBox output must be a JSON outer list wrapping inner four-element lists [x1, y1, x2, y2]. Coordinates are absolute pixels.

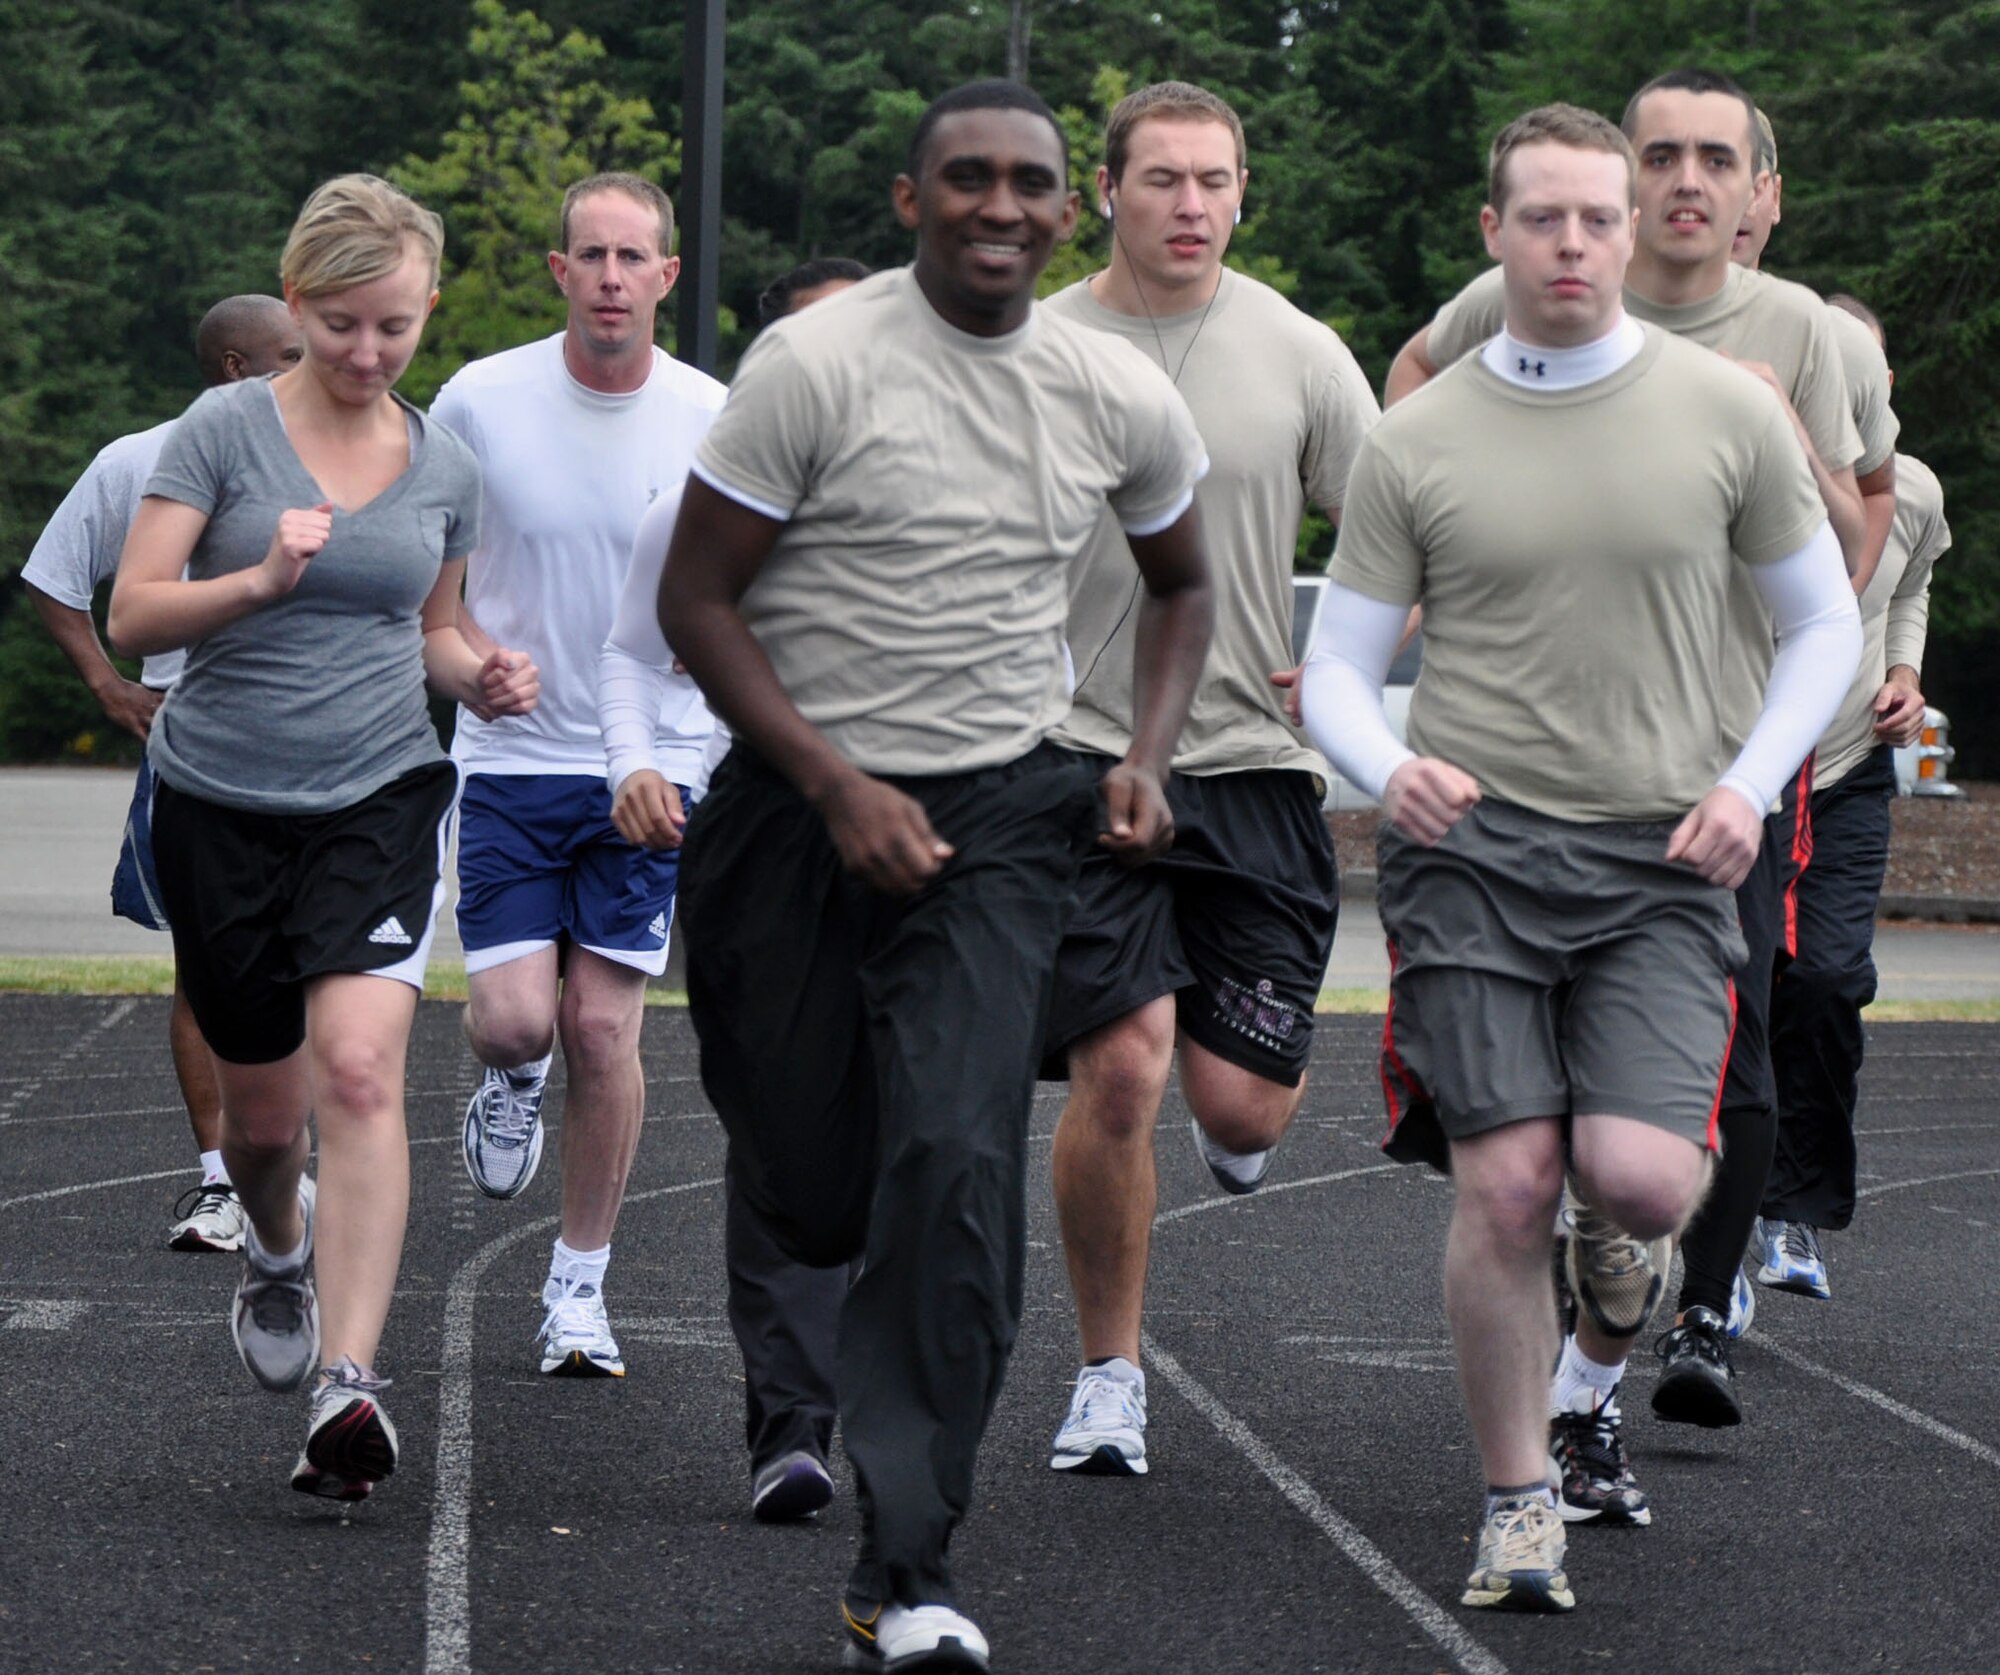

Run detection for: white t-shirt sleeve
[[1300, 583, 1418, 801], [21, 445, 143, 605], [1717, 522, 1863, 815]]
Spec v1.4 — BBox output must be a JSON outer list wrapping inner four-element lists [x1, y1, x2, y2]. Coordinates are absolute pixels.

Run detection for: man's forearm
[[29, 590, 123, 698], [1125, 579, 1214, 780]]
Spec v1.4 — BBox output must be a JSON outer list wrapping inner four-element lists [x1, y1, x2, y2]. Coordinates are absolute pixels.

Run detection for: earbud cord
[[1071, 199, 1222, 701]]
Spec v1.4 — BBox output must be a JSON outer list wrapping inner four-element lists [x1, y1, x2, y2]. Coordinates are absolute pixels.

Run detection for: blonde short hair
[[281, 174, 444, 298], [1104, 81, 1246, 184], [1488, 103, 1637, 216]]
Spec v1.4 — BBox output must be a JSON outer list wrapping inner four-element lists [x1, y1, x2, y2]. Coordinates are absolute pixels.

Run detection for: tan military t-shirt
[[1333, 327, 1825, 822], [1814, 453, 1950, 789], [1826, 302, 1898, 477], [1428, 262, 1859, 753], [1043, 270, 1380, 774], [693, 268, 1208, 776]]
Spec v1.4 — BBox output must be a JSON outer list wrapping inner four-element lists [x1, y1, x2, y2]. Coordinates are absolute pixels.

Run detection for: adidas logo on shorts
[[647, 912, 668, 943], [367, 916, 413, 947]]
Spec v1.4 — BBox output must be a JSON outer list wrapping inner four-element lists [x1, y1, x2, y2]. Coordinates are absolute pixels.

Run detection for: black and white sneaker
[[232, 1176, 319, 1392], [292, 1357, 398, 1501], [1549, 1384, 1651, 1525], [168, 1181, 247, 1252], [1652, 1304, 1742, 1427], [842, 1600, 990, 1671]]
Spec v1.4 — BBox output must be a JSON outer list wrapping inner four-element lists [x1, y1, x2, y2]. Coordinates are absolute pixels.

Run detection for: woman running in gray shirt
[[110, 174, 538, 1500]]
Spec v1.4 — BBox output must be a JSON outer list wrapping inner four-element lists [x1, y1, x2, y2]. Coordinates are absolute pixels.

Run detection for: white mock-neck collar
[[1481, 313, 1644, 391]]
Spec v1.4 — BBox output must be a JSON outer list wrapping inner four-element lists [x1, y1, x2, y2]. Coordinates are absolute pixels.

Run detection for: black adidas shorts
[[151, 761, 458, 1065], [1041, 758, 1338, 1087]]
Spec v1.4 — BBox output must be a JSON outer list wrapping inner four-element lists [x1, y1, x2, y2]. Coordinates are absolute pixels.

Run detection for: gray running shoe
[[462, 1057, 550, 1200], [752, 1449, 835, 1522], [292, 1356, 398, 1501], [1190, 1116, 1274, 1196], [232, 1176, 319, 1392]]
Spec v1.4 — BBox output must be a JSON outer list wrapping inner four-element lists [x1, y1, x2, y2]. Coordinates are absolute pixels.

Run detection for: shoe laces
[[1485, 1498, 1562, 1568], [537, 1274, 608, 1347], [1552, 1395, 1628, 1480], [1564, 1201, 1654, 1277], [315, 1355, 391, 1399], [1071, 1368, 1145, 1432], [173, 1183, 237, 1220], [1782, 1222, 1823, 1266], [240, 1266, 311, 1333], [479, 1070, 542, 1146], [1656, 1308, 1734, 1371]]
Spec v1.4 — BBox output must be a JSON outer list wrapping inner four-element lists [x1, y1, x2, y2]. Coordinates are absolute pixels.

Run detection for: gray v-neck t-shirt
[[144, 377, 481, 813]]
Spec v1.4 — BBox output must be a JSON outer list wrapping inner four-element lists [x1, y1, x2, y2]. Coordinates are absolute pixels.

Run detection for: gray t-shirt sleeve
[[147, 386, 239, 517]]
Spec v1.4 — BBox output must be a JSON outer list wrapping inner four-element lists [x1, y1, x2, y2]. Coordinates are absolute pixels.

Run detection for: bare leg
[[1051, 998, 1176, 1365], [306, 973, 420, 1370], [1445, 1118, 1567, 1488], [1179, 1036, 1309, 1155], [169, 975, 223, 1156], [463, 944, 560, 1069], [555, 950, 649, 1250], [213, 1049, 312, 1255]]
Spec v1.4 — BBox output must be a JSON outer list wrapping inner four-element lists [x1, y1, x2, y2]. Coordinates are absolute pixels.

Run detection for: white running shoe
[[232, 1176, 319, 1392], [842, 1602, 990, 1671], [292, 1356, 398, 1501], [462, 1056, 550, 1200], [1049, 1359, 1148, 1476], [537, 1274, 625, 1376], [1190, 1116, 1274, 1196], [168, 1181, 247, 1252]]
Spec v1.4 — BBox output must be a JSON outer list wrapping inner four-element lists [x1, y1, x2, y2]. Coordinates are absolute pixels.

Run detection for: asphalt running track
[[3, 995, 1997, 1674]]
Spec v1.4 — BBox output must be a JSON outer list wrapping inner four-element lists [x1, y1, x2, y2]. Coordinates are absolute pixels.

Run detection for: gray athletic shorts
[[1375, 799, 1748, 1172]]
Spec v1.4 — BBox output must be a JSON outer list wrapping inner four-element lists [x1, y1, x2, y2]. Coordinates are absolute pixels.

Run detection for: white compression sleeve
[[1299, 584, 1418, 802], [1718, 521, 1864, 815], [596, 491, 680, 796]]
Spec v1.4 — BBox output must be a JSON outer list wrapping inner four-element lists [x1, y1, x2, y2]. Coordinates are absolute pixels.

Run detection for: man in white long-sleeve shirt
[[596, 256, 869, 1524], [432, 172, 725, 1377], [1299, 103, 1859, 1615]]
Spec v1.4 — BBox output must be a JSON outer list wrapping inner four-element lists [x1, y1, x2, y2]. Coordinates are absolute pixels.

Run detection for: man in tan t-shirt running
[[1302, 103, 1858, 1613], [1035, 79, 1380, 1480], [660, 79, 1213, 1674], [1382, 67, 1878, 1520]]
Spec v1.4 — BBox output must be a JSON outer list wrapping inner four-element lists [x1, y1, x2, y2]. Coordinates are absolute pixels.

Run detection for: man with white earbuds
[[1037, 80, 1379, 1479]]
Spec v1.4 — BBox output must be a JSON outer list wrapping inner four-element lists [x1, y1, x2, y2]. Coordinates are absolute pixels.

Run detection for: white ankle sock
[[1084, 1355, 1144, 1391], [1551, 1335, 1625, 1415], [508, 1050, 554, 1084], [200, 1150, 230, 1186], [550, 1238, 609, 1291]]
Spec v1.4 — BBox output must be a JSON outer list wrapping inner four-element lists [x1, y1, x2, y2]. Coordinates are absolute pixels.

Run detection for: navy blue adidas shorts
[[110, 755, 169, 932], [455, 772, 684, 978]]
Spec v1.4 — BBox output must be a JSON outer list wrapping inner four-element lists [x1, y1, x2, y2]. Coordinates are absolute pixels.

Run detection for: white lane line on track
[[1759, 1335, 2000, 1470], [1856, 1166, 2000, 1200], [1152, 1162, 1400, 1225], [0, 1136, 467, 1214], [0, 997, 136, 1122], [423, 1174, 724, 1675], [1145, 1163, 1506, 1675], [1142, 1335, 1508, 1675]]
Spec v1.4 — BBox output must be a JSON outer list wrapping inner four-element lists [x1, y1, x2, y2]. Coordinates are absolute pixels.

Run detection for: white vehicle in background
[[1290, 575, 1965, 807]]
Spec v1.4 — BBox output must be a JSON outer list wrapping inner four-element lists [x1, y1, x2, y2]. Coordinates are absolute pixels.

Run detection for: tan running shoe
[[1462, 1494, 1576, 1613]]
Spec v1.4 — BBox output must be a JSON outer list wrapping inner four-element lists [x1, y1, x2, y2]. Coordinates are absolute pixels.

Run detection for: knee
[[314, 1036, 401, 1121], [1463, 1153, 1565, 1254], [560, 994, 642, 1073], [1187, 1067, 1303, 1155], [465, 1002, 553, 1070], [1068, 1010, 1176, 1145], [1583, 1154, 1707, 1242]]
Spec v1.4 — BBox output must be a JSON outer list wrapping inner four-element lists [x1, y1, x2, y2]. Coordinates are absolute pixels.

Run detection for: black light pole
[[678, 0, 724, 373]]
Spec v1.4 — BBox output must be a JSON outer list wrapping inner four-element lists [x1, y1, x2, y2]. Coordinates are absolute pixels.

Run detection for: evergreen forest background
[[4, 0, 1996, 766]]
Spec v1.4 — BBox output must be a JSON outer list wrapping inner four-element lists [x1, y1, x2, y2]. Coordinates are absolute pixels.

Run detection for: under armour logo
[[1518, 357, 1547, 377]]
